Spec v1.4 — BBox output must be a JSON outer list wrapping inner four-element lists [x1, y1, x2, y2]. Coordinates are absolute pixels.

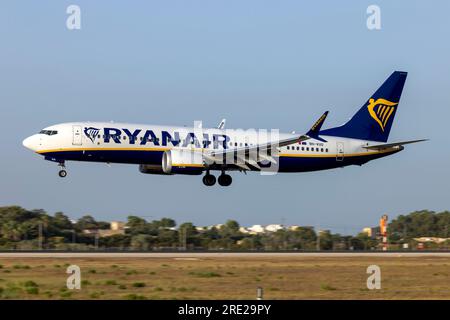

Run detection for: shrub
[[26, 287, 39, 295], [13, 265, 30, 269], [60, 291, 73, 298], [124, 294, 147, 300], [125, 270, 138, 275], [320, 284, 337, 291], [132, 282, 146, 288], [189, 271, 221, 278], [23, 281, 38, 288], [105, 280, 117, 285], [269, 287, 280, 291]]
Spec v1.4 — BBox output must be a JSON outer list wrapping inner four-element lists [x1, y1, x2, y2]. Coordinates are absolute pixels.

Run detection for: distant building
[[247, 225, 265, 234], [206, 224, 224, 230], [110, 221, 125, 231], [362, 227, 380, 238], [265, 224, 284, 232], [83, 221, 126, 238], [413, 237, 450, 244], [239, 227, 250, 234]]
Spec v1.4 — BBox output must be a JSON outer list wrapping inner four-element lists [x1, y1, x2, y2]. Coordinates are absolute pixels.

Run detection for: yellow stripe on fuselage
[[37, 147, 395, 159]]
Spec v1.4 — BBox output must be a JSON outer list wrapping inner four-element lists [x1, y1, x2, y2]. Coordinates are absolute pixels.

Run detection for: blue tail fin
[[320, 71, 407, 142]]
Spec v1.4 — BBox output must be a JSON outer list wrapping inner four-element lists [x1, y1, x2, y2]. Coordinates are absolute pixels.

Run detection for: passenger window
[[326, 148, 328, 152], [301, 147, 304, 151], [306, 147, 309, 151], [316, 148, 319, 152], [287, 146, 290, 150], [321, 148, 324, 152]]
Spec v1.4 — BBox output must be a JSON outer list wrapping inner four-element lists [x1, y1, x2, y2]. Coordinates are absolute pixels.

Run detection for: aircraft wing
[[204, 111, 329, 170], [362, 139, 428, 150]]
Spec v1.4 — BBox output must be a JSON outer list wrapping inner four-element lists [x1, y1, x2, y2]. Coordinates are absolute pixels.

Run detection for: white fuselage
[[23, 122, 400, 175]]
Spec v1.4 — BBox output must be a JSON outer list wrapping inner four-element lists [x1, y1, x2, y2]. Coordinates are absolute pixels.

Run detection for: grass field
[[0, 256, 449, 299]]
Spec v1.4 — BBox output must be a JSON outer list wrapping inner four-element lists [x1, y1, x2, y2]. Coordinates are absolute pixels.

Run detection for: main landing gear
[[202, 171, 232, 187], [58, 162, 67, 178], [202, 173, 216, 186], [218, 173, 232, 186]]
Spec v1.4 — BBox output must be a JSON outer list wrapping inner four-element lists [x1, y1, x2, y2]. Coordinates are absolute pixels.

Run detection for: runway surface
[[0, 252, 449, 258]]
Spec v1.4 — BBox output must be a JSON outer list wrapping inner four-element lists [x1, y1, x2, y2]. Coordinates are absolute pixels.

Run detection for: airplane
[[23, 71, 426, 186]]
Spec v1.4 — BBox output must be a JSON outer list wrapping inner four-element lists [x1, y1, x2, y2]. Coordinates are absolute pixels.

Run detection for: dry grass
[[0, 256, 448, 299]]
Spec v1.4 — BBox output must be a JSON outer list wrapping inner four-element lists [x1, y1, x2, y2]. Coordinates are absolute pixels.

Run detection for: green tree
[[130, 234, 153, 250], [75, 215, 99, 231]]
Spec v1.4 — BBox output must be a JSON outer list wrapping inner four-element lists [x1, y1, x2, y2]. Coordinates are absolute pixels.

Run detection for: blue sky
[[0, 1, 449, 234]]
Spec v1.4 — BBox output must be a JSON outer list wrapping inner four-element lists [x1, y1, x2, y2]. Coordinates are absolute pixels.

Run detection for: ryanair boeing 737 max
[[23, 71, 426, 186]]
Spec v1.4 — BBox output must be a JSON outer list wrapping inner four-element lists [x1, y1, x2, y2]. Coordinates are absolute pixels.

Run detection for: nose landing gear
[[58, 162, 67, 178]]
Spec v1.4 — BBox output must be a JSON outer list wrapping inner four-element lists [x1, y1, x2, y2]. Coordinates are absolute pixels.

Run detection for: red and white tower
[[379, 214, 388, 251]]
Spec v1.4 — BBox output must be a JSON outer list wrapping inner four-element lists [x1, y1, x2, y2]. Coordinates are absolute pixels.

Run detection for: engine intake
[[162, 149, 204, 175]]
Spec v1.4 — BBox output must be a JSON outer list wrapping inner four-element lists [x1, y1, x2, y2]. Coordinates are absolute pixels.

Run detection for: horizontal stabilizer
[[362, 139, 428, 150]]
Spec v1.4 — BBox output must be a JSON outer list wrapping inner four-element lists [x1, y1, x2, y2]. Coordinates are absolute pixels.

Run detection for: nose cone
[[23, 135, 38, 151]]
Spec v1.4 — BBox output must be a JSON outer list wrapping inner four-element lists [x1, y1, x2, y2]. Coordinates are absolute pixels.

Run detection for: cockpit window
[[39, 130, 58, 136]]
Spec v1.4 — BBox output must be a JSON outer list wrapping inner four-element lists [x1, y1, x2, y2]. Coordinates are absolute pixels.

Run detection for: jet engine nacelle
[[162, 149, 204, 175], [138, 164, 169, 175]]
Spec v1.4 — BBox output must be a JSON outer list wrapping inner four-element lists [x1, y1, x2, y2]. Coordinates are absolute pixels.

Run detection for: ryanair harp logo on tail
[[367, 98, 398, 131], [84, 127, 100, 143]]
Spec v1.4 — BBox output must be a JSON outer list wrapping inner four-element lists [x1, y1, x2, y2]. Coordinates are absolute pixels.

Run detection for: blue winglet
[[306, 111, 329, 142]]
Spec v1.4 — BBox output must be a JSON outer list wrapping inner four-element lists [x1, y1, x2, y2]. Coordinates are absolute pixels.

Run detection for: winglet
[[217, 119, 226, 130], [306, 111, 329, 142]]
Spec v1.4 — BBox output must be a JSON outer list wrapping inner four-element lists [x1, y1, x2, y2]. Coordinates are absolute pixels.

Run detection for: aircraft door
[[336, 142, 344, 161], [72, 125, 82, 145]]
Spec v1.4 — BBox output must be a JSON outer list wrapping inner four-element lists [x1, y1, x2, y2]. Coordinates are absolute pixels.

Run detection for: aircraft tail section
[[320, 71, 407, 142]]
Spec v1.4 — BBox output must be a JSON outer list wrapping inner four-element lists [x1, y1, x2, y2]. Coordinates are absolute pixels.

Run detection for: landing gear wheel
[[202, 174, 216, 186], [58, 170, 67, 178], [218, 174, 232, 186]]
